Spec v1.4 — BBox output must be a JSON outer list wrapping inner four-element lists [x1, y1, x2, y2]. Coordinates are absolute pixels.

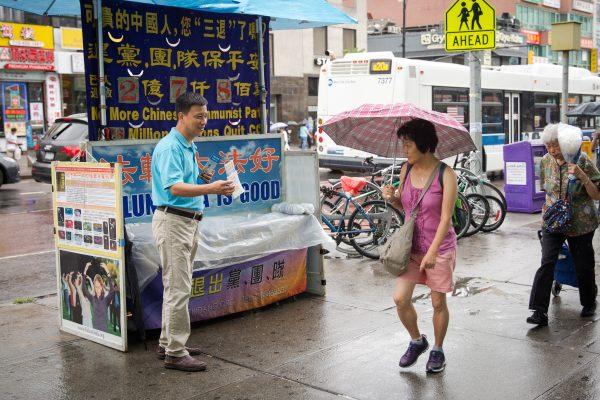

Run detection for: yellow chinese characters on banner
[[445, 0, 496, 52], [0, 22, 54, 49], [61, 27, 83, 50]]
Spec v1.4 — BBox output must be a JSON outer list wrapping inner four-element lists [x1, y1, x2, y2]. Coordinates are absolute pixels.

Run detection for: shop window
[[62, 75, 87, 116], [0, 7, 24, 23], [313, 27, 327, 56], [24, 12, 51, 26], [308, 77, 319, 97], [343, 29, 357, 52]]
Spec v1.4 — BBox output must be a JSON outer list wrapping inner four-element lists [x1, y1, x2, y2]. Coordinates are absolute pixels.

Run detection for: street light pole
[[402, 0, 407, 58]]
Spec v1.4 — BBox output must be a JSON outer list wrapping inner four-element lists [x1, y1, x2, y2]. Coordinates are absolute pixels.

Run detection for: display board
[[80, 0, 269, 141], [89, 134, 283, 223], [52, 162, 127, 351]]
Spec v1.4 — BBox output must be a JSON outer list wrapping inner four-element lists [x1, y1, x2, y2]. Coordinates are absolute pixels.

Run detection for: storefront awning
[[0, 0, 357, 30]]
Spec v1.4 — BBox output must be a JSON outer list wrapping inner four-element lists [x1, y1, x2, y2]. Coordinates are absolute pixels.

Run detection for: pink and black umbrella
[[321, 103, 476, 160]]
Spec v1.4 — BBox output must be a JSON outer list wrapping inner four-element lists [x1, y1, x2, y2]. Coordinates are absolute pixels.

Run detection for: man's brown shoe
[[156, 345, 202, 360], [164, 355, 207, 372]]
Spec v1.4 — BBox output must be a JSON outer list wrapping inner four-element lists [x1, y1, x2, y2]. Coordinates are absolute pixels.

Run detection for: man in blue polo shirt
[[152, 92, 234, 372]]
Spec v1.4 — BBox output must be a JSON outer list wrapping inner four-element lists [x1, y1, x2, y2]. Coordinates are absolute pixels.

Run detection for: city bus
[[316, 51, 600, 172]]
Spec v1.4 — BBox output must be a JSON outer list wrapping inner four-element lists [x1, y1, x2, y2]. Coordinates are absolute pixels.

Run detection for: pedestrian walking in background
[[591, 130, 600, 172], [527, 124, 600, 326], [382, 118, 458, 374], [6, 127, 21, 160], [299, 122, 309, 150]]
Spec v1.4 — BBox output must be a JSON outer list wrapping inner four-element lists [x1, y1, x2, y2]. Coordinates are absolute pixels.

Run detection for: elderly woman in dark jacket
[[527, 124, 600, 326]]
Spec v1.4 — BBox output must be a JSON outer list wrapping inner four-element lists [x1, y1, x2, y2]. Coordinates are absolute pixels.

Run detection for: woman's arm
[[569, 159, 600, 200], [104, 277, 116, 305], [67, 272, 77, 307], [382, 163, 409, 209], [420, 167, 458, 271]]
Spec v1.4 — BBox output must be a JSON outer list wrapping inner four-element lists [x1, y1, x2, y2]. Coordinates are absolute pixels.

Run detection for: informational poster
[[80, 0, 270, 141], [90, 134, 283, 223], [505, 161, 527, 185], [29, 102, 44, 125], [141, 249, 308, 329], [44, 72, 62, 127], [52, 162, 127, 351], [1, 81, 28, 135]]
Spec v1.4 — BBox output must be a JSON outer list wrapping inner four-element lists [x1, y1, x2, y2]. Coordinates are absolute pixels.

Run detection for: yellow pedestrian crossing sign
[[445, 0, 496, 52]]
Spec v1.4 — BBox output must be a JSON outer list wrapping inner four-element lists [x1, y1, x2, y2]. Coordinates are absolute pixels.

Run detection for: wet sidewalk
[[2, 212, 600, 400]]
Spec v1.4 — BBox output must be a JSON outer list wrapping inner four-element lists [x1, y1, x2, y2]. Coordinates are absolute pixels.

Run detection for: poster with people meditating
[[59, 251, 123, 344]]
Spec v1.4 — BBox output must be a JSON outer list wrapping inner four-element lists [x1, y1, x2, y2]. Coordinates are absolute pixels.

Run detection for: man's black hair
[[175, 92, 207, 115]]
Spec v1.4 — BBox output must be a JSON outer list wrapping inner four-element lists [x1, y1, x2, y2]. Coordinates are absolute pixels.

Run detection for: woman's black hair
[[396, 118, 438, 154]]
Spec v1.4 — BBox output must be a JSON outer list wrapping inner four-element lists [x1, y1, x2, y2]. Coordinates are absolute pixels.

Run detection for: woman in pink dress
[[382, 118, 458, 374]]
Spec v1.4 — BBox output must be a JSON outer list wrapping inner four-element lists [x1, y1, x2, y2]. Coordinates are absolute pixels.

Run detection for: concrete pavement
[[2, 181, 600, 399]]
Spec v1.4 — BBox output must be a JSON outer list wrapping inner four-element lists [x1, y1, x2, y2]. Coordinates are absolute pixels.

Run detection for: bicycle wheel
[[321, 199, 360, 255], [348, 200, 404, 260], [453, 192, 472, 240], [481, 195, 506, 232], [455, 168, 507, 209], [463, 193, 490, 237]]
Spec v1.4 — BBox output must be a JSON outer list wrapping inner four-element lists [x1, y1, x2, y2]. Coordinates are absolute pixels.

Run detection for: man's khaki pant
[[152, 209, 200, 357]]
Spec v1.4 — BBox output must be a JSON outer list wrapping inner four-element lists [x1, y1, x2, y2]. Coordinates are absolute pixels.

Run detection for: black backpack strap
[[399, 162, 412, 190], [438, 163, 446, 189]]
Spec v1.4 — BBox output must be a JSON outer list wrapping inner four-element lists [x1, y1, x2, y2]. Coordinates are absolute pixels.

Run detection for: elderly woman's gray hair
[[541, 124, 559, 144]]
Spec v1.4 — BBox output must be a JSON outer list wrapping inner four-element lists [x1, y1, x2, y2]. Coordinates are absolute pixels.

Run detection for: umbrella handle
[[389, 137, 399, 185]]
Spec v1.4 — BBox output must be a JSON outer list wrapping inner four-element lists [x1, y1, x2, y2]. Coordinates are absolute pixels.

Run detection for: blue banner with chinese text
[[90, 134, 283, 224], [80, 0, 269, 141]]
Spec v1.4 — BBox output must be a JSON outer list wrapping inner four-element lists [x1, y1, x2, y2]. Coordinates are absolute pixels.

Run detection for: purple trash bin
[[503, 141, 546, 213]]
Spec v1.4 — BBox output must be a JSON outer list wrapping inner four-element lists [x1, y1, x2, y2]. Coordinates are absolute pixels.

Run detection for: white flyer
[[224, 160, 245, 199]]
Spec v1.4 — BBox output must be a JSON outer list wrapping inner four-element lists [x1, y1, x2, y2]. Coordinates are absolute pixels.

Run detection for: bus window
[[482, 90, 503, 137], [521, 92, 536, 134], [534, 93, 560, 129], [432, 87, 469, 125]]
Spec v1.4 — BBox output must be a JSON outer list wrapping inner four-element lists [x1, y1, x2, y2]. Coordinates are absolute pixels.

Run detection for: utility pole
[[402, 0, 406, 58], [561, 50, 569, 123], [469, 51, 483, 173]]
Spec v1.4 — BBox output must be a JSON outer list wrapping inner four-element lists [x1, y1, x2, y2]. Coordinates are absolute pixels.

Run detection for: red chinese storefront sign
[[0, 46, 54, 70], [520, 29, 541, 45]]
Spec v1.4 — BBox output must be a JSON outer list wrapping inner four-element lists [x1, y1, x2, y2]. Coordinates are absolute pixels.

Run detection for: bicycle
[[320, 185, 404, 259], [455, 168, 506, 232], [453, 192, 472, 240]]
